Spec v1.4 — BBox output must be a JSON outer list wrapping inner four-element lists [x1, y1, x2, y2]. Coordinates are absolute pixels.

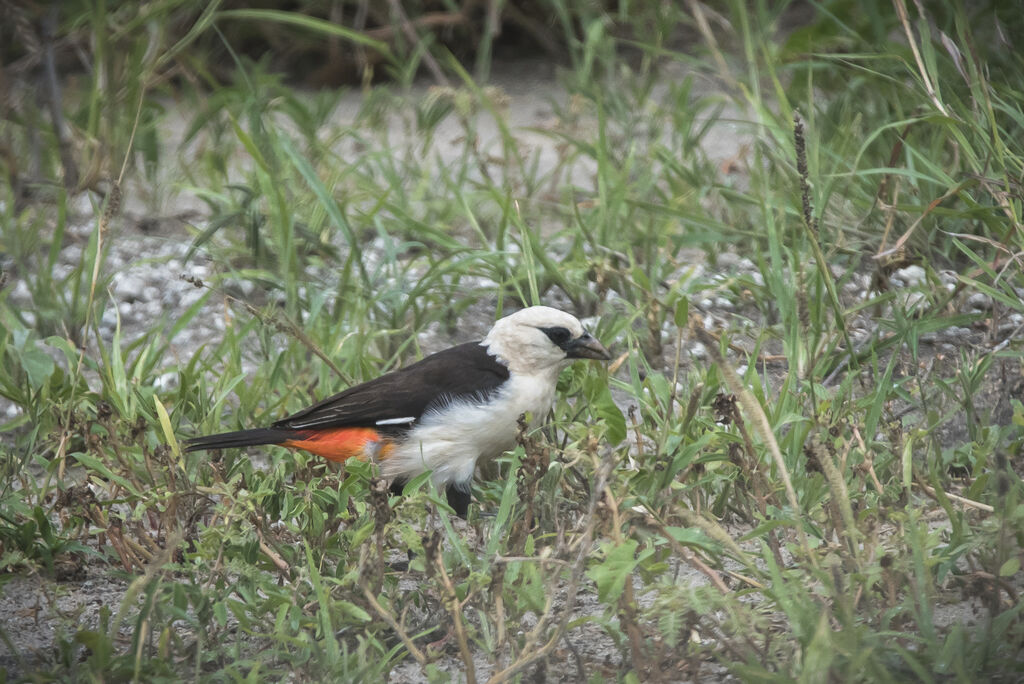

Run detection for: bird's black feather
[[275, 341, 510, 431], [184, 427, 298, 452]]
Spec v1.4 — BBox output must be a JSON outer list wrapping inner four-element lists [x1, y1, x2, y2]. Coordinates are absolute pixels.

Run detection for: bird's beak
[[566, 332, 612, 361]]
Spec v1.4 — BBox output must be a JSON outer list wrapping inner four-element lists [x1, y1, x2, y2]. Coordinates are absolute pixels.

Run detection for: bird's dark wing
[[274, 342, 510, 431]]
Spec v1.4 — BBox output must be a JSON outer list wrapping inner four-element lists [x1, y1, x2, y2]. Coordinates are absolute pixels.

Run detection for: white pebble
[[12, 279, 30, 301], [966, 293, 992, 311], [892, 265, 926, 288], [114, 274, 146, 300], [714, 297, 734, 311], [154, 372, 178, 391], [898, 291, 926, 310]]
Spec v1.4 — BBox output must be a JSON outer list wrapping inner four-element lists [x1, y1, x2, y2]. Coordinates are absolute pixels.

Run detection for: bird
[[185, 306, 611, 517]]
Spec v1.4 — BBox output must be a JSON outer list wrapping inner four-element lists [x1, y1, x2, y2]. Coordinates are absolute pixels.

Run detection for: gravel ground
[[3, 58, 1022, 681]]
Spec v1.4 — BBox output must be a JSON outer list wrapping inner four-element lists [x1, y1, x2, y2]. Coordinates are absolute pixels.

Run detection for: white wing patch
[[375, 416, 416, 426]]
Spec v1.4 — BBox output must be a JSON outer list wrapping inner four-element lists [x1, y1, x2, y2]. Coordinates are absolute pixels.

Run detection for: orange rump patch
[[281, 427, 393, 463]]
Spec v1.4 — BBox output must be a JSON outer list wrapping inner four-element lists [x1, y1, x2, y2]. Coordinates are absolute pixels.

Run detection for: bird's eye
[[540, 326, 572, 347]]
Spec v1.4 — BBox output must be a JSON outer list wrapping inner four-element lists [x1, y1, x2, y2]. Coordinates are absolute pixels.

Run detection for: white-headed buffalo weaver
[[185, 306, 611, 517]]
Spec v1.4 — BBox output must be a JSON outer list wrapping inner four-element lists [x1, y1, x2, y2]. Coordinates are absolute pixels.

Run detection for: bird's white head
[[483, 306, 611, 375]]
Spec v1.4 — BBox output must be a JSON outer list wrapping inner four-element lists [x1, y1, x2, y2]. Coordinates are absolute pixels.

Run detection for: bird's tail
[[184, 428, 295, 453], [185, 426, 385, 464]]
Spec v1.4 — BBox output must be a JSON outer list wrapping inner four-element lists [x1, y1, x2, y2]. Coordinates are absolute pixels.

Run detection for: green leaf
[[19, 346, 55, 390], [337, 600, 372, 623], [799, 611, 836, 683], [586, 539, 639, 604], [488, 447, 523, 556], [212, 602, 227, 626], [674, 298, 689, 328], [154, 396, 184, 471], [74, 630, 108, 652], [593, 381, 626, 445], [663, 526, 720, 554], [738, 519, 793, 541], [216, 9, 393, 56], [998, 557, 1020, 577], [72, 452, 137, 493]]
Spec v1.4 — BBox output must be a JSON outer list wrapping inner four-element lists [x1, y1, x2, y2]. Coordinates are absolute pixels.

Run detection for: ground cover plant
[[1, 0, 1022, 681]]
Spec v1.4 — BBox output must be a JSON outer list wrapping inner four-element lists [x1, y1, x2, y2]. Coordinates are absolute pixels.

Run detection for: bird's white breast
[[377, 370, 560, 487]]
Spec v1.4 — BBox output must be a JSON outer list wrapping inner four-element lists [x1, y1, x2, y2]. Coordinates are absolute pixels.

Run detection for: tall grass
[[1, 1, 1022, 680]]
